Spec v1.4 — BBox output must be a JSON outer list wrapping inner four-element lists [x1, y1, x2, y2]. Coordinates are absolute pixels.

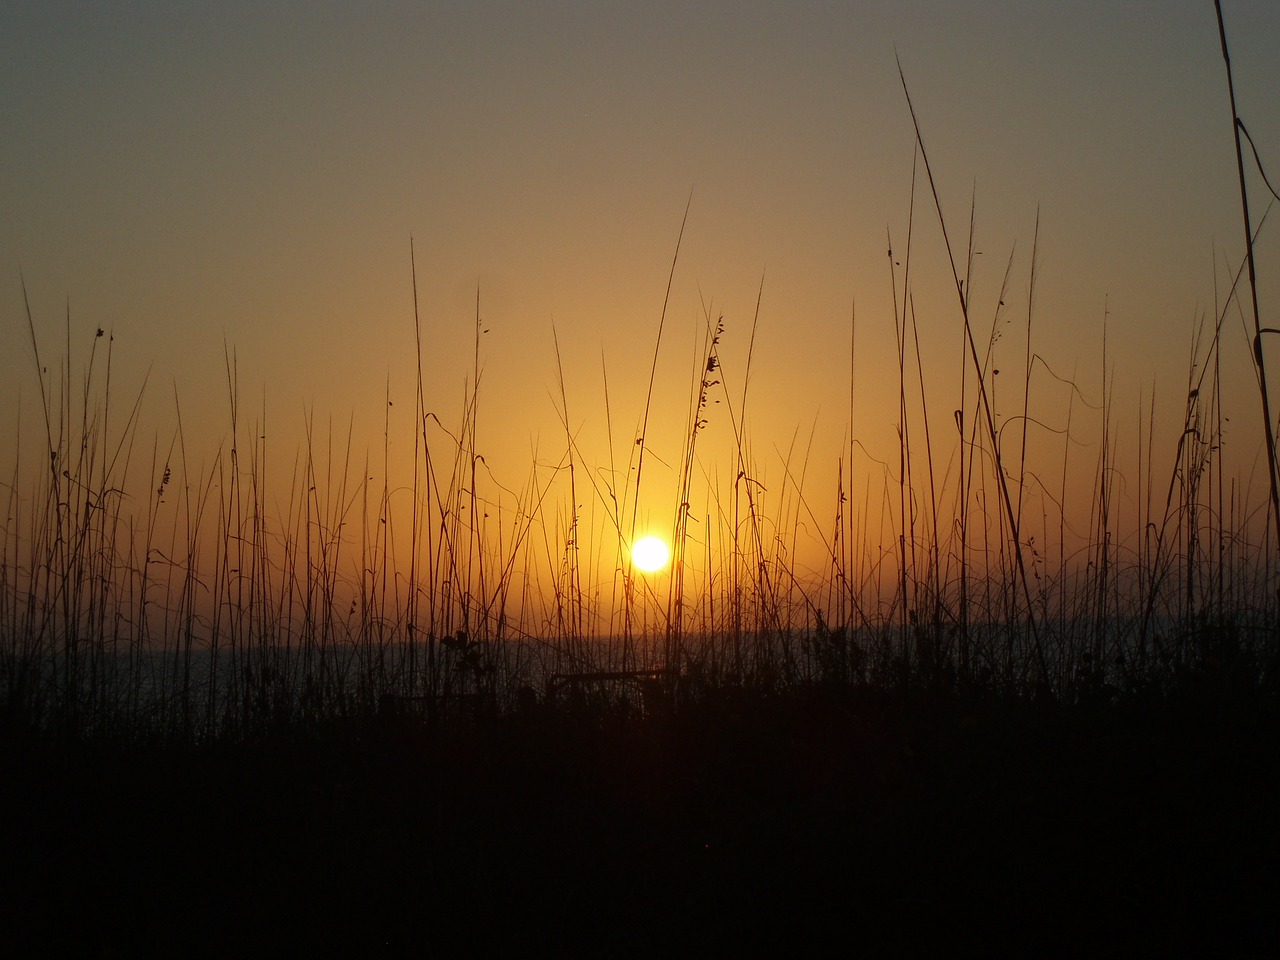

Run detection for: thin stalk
[[1215, 0, 1280, 559]]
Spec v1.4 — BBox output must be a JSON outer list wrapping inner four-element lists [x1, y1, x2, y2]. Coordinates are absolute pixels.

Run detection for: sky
[[4, 1, 1280, 600]]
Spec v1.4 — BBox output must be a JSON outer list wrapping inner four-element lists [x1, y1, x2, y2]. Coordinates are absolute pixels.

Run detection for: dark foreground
[[3, 686, 1277, 958]]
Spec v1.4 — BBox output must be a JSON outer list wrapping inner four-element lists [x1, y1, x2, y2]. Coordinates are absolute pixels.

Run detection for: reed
[[4, 61, 1278, 747]]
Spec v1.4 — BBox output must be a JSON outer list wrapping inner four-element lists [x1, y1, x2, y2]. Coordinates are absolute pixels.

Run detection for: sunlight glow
[[631, 536, 670, 573]]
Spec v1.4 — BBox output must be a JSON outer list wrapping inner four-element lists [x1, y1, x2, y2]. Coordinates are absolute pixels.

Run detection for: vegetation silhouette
[[3, 14, 1278, 954]]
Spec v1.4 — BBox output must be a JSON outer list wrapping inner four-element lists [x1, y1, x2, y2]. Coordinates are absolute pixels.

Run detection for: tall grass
[[4, 72, 1279, 746]]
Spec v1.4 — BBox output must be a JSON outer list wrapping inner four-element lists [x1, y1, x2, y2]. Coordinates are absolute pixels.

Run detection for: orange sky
[[4, 2, 1280, 620]]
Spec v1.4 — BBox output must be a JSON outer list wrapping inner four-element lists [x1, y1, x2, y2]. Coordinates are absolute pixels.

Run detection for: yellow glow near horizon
[[631, 536, 670, 573]]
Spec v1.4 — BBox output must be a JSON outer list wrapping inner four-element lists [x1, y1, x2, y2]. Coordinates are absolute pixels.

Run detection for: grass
[[5, 215, 1277, 952], [7, 232, 1276, 739], [3, 23, 1279, 952]]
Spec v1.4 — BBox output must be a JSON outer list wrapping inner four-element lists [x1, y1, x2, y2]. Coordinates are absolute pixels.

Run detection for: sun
[[631, 536, 670, 573]]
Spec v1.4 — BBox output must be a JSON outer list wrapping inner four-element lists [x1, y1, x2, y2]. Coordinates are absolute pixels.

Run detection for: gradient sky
[[4, 2, 1279, 583]]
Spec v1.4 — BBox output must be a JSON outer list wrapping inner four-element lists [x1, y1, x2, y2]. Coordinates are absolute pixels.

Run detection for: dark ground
[[3, 686, 1277, 958]]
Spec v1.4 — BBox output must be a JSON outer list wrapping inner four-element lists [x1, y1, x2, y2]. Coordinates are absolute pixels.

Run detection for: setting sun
[[631, 536, 670, 573]]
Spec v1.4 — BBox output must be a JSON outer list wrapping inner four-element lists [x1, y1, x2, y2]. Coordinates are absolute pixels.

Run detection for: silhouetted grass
[[4, 21, 1280, 951], [6, 218, 1277, 951]]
